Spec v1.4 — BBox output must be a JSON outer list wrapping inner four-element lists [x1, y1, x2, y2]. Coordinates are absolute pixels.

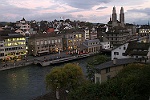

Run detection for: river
[[0, 58, 89, 100]]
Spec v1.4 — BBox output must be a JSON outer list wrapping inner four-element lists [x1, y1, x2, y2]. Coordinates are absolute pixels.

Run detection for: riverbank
[[0, 52, 97, 71], [0, 60, 33, 71], [0, 51, 68, 71]]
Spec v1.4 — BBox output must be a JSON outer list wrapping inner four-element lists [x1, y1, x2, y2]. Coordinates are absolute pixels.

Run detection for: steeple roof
[[113, 6, 116, 13], [120, 7, 124, 13]]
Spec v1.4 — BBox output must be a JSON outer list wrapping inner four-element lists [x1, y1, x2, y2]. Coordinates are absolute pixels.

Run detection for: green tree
[[69, 63, 150, 100], [45, 63, 85, 91]]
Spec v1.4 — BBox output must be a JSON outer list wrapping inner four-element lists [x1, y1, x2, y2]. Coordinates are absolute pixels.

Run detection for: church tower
[[120, 7, 125, 27], [112, 6, 117, 27]]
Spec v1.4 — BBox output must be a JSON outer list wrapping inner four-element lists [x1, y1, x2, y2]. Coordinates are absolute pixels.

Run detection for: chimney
[[113, 58, 117, 65]]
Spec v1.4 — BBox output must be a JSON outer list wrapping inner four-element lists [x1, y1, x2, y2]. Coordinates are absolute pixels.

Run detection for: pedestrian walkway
[[0, 51, 71, 71]]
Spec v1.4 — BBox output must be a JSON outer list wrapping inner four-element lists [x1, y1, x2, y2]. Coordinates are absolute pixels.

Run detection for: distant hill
[[0, 22, 9, 27]]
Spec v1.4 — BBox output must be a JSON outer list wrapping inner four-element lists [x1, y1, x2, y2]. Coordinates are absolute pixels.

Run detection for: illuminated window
[[55, 40, 57, 43], [41, 41, 43, 45], [52, 40, 54, 44], [37, 42, 39, 45], [76, 35, 78, 38], [68, 40, 72, 43], [79, 34, 82, 38], [44, 41, 47, 44], [58, 39, 61, 43]]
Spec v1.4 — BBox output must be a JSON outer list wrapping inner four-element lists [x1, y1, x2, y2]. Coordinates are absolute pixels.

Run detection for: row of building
[[0, 6, 150, 61], [0, 27, 104, 61]]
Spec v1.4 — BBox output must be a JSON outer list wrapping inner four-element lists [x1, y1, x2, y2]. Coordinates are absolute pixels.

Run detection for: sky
[[0, 0, 150, 24]]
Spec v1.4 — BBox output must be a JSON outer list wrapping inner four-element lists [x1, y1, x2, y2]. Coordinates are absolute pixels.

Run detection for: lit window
[[58, 39, 61, 43], [52, 40, 54, 44], [79, 34, 82, 38], [55, 40, 57, 43], [37, 42, 39, 45], [41, 41, 43, 45], [45, 41, 47, 44]]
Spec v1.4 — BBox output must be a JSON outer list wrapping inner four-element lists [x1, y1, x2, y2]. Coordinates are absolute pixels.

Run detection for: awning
[[38, 50, 49, 53]]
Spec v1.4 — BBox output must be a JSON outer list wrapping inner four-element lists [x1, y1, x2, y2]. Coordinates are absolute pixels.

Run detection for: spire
[[112, 6, 117, 24], [120, 7, 124, 14], [110, 15, 112, 21], [120, 7, 125, 27], [113, 6, 116, 13]]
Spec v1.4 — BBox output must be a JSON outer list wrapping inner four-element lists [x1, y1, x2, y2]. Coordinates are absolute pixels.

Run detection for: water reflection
[[0, 58, 88, 100]]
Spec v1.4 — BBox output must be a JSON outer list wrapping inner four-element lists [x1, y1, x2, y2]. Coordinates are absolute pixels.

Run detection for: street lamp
[[56, 87, 60, 99]]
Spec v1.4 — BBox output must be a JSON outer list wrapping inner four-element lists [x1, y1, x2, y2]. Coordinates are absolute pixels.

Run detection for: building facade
[[95, 58, 137, 83], [80, 39, 101, 54], [16, 18, 30, 32], [137, 25, 150, 37], [106, 27, 130, 47], [111, 43, 129, 60], [108, 6, 125, 27], [0, 31, 27, 61], [28, 34, 63, 56], [62, 32, 85, 51]]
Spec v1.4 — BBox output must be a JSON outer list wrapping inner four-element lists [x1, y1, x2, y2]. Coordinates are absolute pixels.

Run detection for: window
[[48, 40, 50, 44], [96, 77, 100, 83], [41, 41, 43, 45], [106, 67, 110, 73], [55, 40, 57, 43], [122, 53, 126, 56], [114, 52, 119, 55], [52, 40, 54, 44], [44, 41, 47, 44], [58, 39, 61, 43], [123, 46, 126, 50]]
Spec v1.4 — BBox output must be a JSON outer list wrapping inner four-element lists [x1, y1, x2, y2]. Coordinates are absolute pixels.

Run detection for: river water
[[0, 58, 88, 100]]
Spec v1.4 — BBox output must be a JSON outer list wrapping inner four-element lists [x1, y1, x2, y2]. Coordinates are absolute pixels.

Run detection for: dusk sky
[[0, 0, 150, 24]]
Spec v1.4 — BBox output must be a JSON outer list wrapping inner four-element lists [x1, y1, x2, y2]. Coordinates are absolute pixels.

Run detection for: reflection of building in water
[[7, 69, 29, 91]]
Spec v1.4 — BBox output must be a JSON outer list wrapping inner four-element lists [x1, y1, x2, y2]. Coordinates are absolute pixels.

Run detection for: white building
[[111, 42, 129, 60], [84, 27, 90, 40], [100, 36, 111, 50], [16, 18, 30, 32]]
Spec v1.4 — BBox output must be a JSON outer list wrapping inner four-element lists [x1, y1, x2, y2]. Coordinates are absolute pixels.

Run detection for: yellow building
[[0, 30, 27, 61]]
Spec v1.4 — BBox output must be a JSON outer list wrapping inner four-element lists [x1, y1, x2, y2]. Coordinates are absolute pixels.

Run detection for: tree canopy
[[69, 63, 150, 100], [45, 63, 85, 91]]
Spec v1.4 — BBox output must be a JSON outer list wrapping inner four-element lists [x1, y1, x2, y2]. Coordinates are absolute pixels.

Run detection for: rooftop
[[95, 58, 137, 70]]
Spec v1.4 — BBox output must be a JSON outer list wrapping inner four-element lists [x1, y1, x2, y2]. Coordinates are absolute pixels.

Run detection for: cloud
[[0, 0, 150, 25], [127, 8, 150, 15], [56, 0, 111, 9], [96, 7, 107, 10]]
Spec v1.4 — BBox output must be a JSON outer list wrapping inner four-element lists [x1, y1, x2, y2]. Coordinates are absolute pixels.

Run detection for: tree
[[45, 63, 85, 91], [69, 63, 150, 100]]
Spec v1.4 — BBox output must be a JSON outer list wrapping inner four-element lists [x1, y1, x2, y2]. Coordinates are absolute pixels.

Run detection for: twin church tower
[[108, 6, 125, 27]]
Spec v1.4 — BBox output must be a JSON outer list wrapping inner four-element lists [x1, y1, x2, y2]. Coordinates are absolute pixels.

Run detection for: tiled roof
[[95, 58, 137, 70], [0, 30, 24, 39], [29, 33, 62, 39], [125, 42, 150, 56]]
